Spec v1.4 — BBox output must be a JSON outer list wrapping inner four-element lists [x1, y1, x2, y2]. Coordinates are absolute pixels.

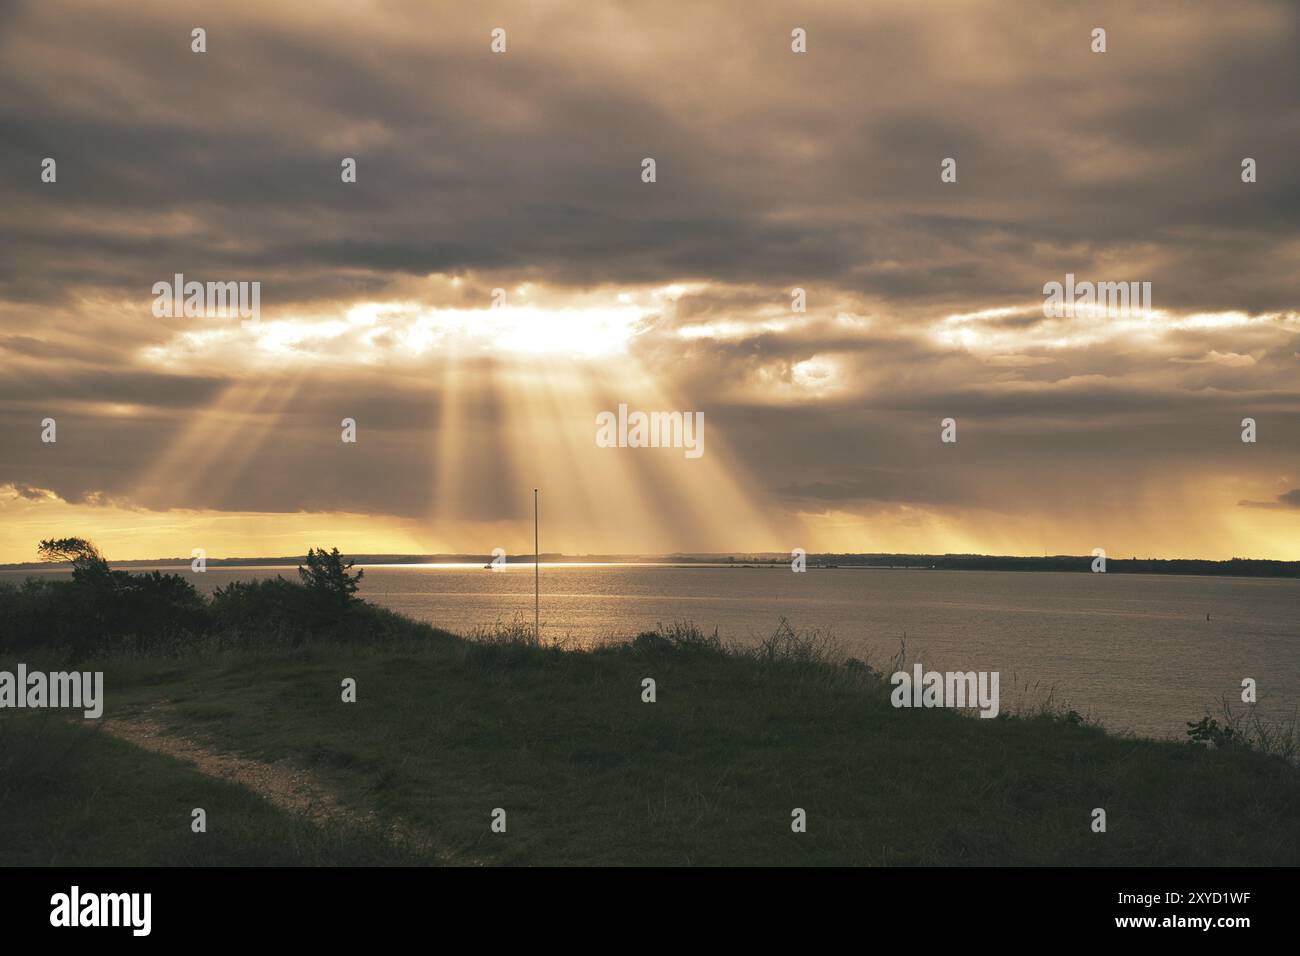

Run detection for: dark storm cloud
[[1, 0, 1296, 308], [0, 367, 224, 408]]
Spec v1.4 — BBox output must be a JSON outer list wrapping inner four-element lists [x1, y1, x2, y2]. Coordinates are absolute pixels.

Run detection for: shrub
[[0, 570, 206, 658], [631, 622, 725, 656], [1186, 715, 1236, 749], [0, 538, 374, 655], [298, 548, 364, 610]]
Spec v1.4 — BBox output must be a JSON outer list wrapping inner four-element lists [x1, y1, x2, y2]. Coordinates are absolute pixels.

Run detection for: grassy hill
[[3, 612, 1297, 866]]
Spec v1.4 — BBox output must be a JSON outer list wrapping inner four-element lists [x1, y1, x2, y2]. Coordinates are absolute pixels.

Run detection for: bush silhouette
[[298, 547, 364, 608], [1, 538, 204, 656], [1, 538, 389, 654]]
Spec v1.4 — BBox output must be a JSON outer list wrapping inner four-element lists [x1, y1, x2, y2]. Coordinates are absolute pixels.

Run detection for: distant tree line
[[808, 554, 1300, 577]]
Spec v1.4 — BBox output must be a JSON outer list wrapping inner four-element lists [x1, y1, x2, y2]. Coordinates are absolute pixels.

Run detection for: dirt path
[[89, 707, 475, 864]]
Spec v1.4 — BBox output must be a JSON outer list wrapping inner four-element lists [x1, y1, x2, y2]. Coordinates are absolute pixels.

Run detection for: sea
[[4, 562, 1297, 739]]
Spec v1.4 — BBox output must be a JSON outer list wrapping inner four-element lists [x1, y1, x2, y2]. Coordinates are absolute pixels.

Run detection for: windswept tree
[[298, 547, 364, 608], [38, 537, 111, 583], [24, 537, 204, 652]]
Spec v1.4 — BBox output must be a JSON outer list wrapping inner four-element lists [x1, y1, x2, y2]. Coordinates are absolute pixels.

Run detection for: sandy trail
[[89, 707, 476, 864]]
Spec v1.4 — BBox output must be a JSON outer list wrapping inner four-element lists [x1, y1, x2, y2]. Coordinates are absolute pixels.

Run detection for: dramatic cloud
[[0, 0, 1297, 561]]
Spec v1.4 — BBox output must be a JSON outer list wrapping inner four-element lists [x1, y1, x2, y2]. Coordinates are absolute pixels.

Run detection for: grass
[[3, 617, 1296, 866], [0, 713, 419, 866]]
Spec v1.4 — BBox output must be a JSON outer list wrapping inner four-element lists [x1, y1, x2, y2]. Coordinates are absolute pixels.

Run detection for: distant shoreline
[[3, 553, 1297, 578]]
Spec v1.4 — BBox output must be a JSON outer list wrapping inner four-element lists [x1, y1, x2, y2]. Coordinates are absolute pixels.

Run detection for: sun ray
[[131, 360, 313, 513]]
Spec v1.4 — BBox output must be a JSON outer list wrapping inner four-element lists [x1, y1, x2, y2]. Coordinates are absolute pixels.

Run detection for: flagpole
[[534, 488, 539, 642]]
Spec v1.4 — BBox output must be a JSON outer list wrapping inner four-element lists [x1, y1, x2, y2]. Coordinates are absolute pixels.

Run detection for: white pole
[[534, 488, 539, 642]]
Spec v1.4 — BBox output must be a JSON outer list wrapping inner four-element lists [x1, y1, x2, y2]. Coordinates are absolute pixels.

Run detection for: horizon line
[[3, 550, 1297, 570]]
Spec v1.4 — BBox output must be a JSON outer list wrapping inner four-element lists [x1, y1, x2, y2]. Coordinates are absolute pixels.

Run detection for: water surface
[[7, 563, 1296, 739]]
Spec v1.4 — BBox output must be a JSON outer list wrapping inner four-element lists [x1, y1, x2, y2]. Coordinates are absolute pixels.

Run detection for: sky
[[1, 0, 1298, 562]]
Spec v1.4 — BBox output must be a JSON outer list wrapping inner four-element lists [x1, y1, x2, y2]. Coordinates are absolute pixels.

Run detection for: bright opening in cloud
[[141, 299, 651, 370]]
